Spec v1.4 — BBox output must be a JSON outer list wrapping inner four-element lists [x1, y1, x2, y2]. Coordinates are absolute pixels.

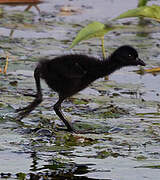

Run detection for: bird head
[[111, 45, 145, 67]]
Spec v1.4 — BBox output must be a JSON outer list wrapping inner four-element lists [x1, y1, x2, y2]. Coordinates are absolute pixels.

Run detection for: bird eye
[[128, 54, 132, 57]]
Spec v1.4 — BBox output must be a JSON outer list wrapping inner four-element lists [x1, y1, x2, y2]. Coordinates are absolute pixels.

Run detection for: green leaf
[[69, 21, 119, 49], [138, 0, 148, 7], [114, 5, 160, 22]]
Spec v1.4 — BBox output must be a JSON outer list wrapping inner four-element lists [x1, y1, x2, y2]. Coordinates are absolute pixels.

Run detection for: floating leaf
[[16, 172, 26, 180], [69, 21, 121, 49], [114, 5, 160, 22]]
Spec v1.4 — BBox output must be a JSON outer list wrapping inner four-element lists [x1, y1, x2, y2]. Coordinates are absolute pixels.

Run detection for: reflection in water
[[0, 1, 41, 13], [24, 4, 40, 13], [136, 18, 151, 38], [29, 151, 96, 180], [30, 152, 38, 172]]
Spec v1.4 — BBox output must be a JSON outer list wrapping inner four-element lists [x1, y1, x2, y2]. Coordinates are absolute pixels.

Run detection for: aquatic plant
[[69, 21, 123, 59]]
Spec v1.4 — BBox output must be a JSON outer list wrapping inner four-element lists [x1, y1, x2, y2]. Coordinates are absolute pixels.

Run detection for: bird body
[[16, 45, 145, 132], [38, 55, 107, 97]]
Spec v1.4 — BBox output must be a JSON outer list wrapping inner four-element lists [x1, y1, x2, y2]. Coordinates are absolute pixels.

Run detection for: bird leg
[[54, 96, 74, 132], [16, 93, 43, 120], [16, 67, 43, 120]]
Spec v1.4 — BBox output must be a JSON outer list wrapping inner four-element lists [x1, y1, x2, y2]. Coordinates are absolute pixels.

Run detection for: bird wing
[[61, 61, 87, 78]]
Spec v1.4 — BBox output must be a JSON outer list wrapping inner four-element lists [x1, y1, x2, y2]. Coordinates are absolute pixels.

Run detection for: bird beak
[[136, 57, 146, 66]]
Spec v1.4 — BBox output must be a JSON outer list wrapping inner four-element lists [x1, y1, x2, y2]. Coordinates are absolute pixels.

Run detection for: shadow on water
[[0, 0, 42, 38], [29, 152, 96, 180]]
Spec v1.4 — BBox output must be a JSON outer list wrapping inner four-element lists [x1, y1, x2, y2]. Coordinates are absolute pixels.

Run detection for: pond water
[[0, 0, 160, 179]]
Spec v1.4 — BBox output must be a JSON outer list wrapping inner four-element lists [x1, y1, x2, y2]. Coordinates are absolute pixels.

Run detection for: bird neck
[[100, 56, 122, 77]]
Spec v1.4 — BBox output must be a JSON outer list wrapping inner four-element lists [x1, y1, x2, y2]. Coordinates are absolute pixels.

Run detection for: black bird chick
[[16, 45, 145, 132]]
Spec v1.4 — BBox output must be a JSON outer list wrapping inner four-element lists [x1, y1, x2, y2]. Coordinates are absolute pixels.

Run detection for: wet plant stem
[[101, 36, 108, 80], [3, 56, 8, 74], [101, 36, 106, 60]]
